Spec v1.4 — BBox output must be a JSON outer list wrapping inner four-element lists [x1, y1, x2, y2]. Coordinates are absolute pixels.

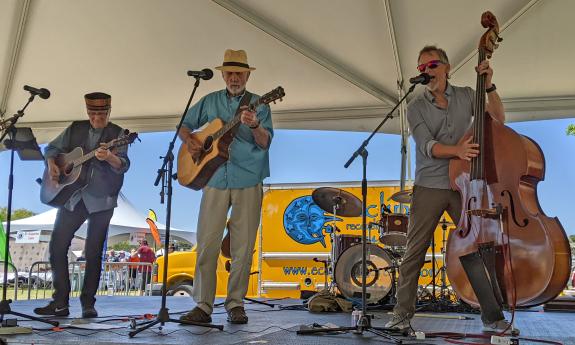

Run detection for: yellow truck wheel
[[168, 283, 193, 297]]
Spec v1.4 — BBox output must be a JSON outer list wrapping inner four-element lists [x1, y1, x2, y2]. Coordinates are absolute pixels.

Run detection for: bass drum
[[334, 244, 393, 304]]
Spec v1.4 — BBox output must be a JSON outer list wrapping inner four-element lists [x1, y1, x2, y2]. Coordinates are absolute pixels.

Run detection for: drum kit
[[311, 187, 454, 306]]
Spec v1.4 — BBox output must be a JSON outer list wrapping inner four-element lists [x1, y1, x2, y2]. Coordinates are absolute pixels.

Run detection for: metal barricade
[[99, 262, 153, 297], [27, 261, 53, 300], [0, 261, 20, 301], [27, 261, 153, 300]]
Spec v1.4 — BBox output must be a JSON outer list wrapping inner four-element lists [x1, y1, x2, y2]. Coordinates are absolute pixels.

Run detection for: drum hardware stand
[[378, 261, 400, 305], [129, 74, 223, 337], [0, 93, 59, 330], [310, 207, 340, 294], [420, 218, 458, 311], [327, 203, 340, 293], [438, 218, 451, 302], [298, 82, 420, 342], [312, 258, 330, 292]]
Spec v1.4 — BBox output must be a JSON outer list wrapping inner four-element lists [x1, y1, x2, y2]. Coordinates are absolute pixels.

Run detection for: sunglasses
[[417, 60, 443, 73]]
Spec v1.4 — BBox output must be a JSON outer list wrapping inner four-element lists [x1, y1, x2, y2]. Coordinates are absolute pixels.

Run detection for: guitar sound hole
[[64, 164, 73, 175], [203, 136, 213, 151]]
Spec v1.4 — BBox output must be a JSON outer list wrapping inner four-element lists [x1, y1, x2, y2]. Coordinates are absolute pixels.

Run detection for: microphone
[[409, 73, 434, 85], [23, 85, 51, 99], [187, 68, 213, 80]]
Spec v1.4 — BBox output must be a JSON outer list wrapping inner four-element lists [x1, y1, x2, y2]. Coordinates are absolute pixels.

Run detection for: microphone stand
[[0, 94, 59, 329], [129, 77, 223, 337], [297, 83, 419, 341]]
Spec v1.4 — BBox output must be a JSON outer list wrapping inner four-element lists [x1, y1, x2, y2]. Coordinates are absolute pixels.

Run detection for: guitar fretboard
[[212, 99, 264, 141], [70, 140, 122, 168]]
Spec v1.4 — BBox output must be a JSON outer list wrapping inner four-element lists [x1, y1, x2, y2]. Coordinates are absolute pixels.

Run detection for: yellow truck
[[152, 181, 452, 302]]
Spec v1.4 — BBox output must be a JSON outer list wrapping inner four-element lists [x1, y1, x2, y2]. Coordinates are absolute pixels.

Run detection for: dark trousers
[[49, 200, 113, 307]]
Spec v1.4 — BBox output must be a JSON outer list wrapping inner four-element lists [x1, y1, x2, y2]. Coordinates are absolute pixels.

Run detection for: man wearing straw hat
[[34, 92, 130, 319], [178, 49, 273, 324]]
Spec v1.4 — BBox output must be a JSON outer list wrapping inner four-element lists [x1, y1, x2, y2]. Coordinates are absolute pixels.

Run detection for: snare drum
[[378, 213, 409, 246], [335, 234, 362, 259]]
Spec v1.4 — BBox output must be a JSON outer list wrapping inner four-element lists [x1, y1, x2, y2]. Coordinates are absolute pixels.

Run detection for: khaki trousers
[[193, 184, 262, 314], [393, 185, 461, 318]]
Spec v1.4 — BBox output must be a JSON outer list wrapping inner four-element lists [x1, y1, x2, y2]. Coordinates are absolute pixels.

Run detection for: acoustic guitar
[[40, 131, 138, 207], [177, 86, 285, 190]]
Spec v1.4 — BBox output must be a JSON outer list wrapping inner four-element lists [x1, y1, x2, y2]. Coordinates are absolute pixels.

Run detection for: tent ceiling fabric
[[0, 0, 573, 145]]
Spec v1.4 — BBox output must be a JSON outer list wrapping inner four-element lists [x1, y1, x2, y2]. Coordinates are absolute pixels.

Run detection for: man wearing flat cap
[[34, 92, 130, 318], [178, 49, 273, 324]]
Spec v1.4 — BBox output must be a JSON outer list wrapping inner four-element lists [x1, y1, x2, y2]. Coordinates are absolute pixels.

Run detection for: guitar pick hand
[[186, 134, 203, 162], [239, 106, 259, 129], [95, 144, 111, 161]]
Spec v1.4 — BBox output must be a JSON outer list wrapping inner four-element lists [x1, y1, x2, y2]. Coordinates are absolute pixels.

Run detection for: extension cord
[[490, 335, 519, 345]]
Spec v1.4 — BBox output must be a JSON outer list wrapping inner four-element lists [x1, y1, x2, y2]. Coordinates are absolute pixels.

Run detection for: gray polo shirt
[[407, 83, 475, 189]]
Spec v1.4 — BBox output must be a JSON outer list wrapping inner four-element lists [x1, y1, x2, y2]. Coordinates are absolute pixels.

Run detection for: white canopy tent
[[4, 192, 196, 244], [0, 0, 573, 145]]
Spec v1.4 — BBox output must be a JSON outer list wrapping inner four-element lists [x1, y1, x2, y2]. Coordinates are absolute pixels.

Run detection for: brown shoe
[[227, 306, 248, 324], [179, 307, 212, 323]]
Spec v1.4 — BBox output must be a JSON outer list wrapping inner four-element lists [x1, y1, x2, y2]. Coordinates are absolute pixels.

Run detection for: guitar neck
[[213, 98, 263, 140], [71, 142, 115, 168]]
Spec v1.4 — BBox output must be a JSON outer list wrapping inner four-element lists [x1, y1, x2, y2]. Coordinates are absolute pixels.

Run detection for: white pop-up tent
[[4, 192, 196, 245], [0, 0, 573, 145]]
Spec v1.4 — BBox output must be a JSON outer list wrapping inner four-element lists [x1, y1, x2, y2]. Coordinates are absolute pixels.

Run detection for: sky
[[1, 118, 574, 237]]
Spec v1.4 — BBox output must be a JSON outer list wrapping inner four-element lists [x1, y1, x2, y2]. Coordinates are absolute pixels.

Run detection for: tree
[[0, 207, 36, 222], [567, 124, 575, 136], [109, 241, 137, 252], [570, 234, 575, 243]]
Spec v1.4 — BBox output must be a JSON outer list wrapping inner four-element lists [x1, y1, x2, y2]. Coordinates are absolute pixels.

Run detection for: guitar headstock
[[479, 11, 503, 59], [260, 86, 285, 105], [109, 131, 139, 149]]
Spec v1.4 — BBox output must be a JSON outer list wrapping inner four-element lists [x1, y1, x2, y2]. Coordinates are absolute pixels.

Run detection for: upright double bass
[[446, 11, 571, 308]]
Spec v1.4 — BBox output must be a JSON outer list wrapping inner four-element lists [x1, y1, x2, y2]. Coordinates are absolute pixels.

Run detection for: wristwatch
[[486, 84, 497, 93]]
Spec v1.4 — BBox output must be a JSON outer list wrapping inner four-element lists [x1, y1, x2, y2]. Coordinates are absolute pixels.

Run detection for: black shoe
[[82, 305, 98, 318], [34, 301, 70, 316]]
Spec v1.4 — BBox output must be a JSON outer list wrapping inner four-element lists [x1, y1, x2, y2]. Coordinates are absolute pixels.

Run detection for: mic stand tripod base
[[296, 312, 403, 343], [214, 297, 275, 309], [128, 306, 223, 337], [0, 299, 59, 330]]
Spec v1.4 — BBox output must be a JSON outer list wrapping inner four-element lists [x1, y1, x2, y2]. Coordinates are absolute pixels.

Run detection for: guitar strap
[[237, 91, 253, 115], [227, 91, 253, 138]]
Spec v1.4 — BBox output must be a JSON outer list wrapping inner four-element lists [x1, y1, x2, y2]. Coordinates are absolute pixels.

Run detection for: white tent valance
[[3, 193, 196, 244]]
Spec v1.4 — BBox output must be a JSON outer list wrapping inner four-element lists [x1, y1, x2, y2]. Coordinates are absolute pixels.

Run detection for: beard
[[227, 84, 245, 96]]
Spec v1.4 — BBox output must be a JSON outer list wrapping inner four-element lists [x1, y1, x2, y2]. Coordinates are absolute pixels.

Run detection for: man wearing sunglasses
[[385, 46, 518, 336]]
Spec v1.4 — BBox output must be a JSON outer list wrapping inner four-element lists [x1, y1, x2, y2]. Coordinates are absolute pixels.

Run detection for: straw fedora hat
[[215, 49, 256, 72]]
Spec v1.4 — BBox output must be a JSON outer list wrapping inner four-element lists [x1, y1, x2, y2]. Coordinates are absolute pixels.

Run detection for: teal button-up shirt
[[182, 89, 273, 189]]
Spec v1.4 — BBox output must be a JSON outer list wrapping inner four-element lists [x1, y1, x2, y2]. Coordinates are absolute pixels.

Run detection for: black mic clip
[[23, 85, 51, 99], [187, 68, 214, 80], [409, 73, 434, 85]]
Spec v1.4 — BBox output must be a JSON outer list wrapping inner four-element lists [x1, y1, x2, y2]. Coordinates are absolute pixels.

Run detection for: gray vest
[[68, 120, 124, 199]]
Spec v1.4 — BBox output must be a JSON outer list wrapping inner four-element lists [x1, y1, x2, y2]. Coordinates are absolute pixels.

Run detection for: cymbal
[[312, 187, 362, 217], [388, 189, 413, 204]]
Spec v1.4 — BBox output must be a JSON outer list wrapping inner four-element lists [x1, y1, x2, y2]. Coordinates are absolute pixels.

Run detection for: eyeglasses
[[417, 60, 443, 73]]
